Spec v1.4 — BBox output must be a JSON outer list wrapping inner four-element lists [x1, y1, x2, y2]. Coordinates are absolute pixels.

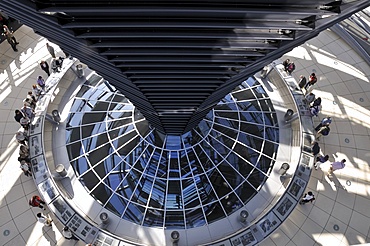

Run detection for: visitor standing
[[37, 76, 45, 91], [46, 43, 56, 58], [29, 195, 46, 210], [311, 141, 320, 156], [298, 75, 307, 89], [3, 25, 18, 43], [40, 60, 50, 76], [36, 213, 53, 226], [2, 24, 18, 51], [32, 84, 42, 98], [286, 61, 295, 75], [62, 226, 79, 240], [305, 92, 315, 104], [283, 59, 290, 72], [14, 109, 25, 124], [21, 103, 34, 119], [20, 160, 32, 177], [15, 130, 28, 145]]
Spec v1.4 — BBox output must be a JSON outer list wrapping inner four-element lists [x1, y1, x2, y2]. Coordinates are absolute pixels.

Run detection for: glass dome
[[65, 74, 279, 229]]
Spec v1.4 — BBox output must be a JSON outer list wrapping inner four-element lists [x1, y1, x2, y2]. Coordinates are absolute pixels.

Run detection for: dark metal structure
[[1, 0, 369, 134]]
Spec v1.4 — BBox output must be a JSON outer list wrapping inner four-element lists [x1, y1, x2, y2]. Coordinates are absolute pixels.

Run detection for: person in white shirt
[[299, 191, 315, 205], [62, 226, 79, 240], [36, 213, 52, 226]]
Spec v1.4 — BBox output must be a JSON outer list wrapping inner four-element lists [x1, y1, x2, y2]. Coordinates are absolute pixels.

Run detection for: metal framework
[[1, 0, 369, 134]]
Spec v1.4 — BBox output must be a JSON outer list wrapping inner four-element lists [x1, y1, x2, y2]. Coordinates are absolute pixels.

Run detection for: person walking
[[36, 213, 53, 226], [314, 154, 329, 170], [46, 43, 56, 58], [299, 191, 315, 204], [62, 226, 79, 240], [304, 73, 318, 91], [29, 195, 46, 210], [40, 60, 50, 76], [328, 159, 346, 175]]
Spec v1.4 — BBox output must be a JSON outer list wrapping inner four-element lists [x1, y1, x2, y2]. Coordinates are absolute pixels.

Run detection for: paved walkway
[[0, 25, 369, 246], [0, 25, 83, 246]]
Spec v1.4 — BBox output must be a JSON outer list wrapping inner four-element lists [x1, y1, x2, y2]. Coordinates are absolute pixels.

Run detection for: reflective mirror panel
[[66, 74, 279, 228]]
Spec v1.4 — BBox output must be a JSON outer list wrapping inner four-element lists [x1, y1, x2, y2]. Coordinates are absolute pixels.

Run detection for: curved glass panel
[[66, 74, 279, 229]]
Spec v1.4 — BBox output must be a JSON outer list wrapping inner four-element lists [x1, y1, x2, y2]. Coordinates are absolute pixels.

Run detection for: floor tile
[[0, 206, 12, 227], [325, 217, 348, 242], [291, 229, 316, 246], [4, 234, 26, 246], [4, 183, 25, 204], [307, 206, 330, 229], [348, 210, 370, 236], [343, 225, 367, 245], [13, 209, 36, 233], [8, 197, 29, 219]]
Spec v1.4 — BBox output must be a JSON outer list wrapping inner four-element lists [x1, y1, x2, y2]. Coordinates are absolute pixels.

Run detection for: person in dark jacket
[[14, 109, 25, 123], [40, 60, 50, 76], [311, 141, 320, 156], [298, 75, 307, 89], [312, 97, 321, 107], [283, 59, 290, 71]]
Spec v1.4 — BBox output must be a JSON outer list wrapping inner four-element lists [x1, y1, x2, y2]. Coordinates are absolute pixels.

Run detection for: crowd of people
[[14, 79, 44, 177], [13, 43, 67, 178], [283, 58, 348, 206], [10, 41, 81, 241]]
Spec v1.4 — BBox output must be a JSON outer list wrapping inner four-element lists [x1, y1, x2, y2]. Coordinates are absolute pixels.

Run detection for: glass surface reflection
[[66, 74, 279, 228]]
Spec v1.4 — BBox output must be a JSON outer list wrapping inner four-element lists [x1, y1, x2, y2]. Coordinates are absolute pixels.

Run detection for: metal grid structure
[[65, 74, 279, 228], [1, 0, 369, 134]]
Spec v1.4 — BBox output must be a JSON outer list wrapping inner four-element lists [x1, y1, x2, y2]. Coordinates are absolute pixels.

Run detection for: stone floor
[[0, 25, 369, 246]]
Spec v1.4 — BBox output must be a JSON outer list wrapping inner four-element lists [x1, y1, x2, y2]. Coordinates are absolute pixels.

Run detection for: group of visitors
[[4, 25, 79, 240], [282, 58, 348, 207], [14, 87, 37, 177]]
